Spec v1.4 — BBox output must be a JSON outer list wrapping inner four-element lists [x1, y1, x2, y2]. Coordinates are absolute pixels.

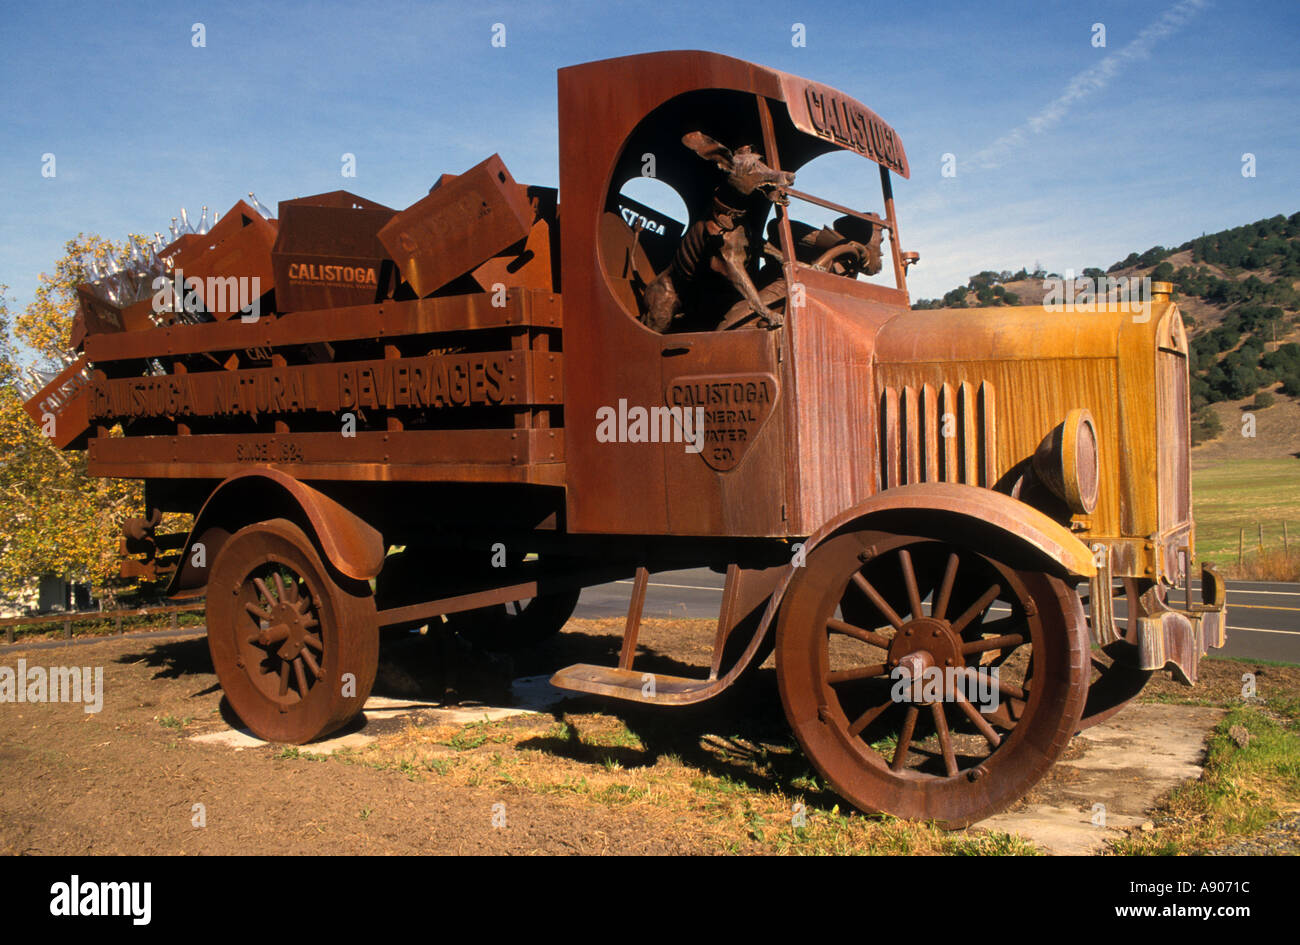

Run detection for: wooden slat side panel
[[87, 429, 565, 483], [91, 351, 563, 425], [84, 291, 563, 363]]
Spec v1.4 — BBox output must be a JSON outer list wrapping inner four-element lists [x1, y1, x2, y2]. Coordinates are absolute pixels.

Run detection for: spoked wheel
[[1078, 579, 1154, 730], [207, 518, 379, 744], [777, 527, 1089, 827]]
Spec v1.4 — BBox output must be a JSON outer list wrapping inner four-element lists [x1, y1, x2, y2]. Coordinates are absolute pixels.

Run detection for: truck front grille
[[878, 380, 996, 489]]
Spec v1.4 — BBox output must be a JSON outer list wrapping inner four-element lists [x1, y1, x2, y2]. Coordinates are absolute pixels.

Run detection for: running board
[[549, 664, 723, 705]]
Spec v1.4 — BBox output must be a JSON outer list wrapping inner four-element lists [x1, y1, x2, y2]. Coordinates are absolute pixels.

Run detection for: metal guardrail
[[0, 602, 205, 645]]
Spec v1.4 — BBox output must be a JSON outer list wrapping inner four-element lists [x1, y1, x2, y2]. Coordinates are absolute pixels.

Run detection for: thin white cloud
[[971, 0, 1210, 169]]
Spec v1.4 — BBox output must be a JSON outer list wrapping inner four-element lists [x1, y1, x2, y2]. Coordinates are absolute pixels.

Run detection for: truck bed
[[83, 289, 565, 486]]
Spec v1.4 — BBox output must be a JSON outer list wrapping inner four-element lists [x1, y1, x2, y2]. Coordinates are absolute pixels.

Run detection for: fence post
[[115, 615, 122, 634], [170, 610, 178, 630], [63, 618, 71, 639], [1238, 528, 1244, 565], [1285, 522, 1291, 559], [1258, 522, 1264, 556], [5, 626, 12, 645]]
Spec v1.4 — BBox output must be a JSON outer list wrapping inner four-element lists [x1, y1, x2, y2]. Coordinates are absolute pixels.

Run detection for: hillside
[[912, 212, 1300, 459]]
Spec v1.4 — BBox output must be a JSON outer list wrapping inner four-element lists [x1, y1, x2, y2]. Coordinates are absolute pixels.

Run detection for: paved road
[[575, 569, 1300, 664], [8, 574, 1295, 664]]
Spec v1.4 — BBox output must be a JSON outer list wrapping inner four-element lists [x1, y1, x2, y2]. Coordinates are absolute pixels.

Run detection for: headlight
[[1032, 408, 1099, 515]]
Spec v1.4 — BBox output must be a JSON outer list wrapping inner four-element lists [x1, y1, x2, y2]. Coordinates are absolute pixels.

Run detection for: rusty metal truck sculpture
[[28, 51, 1227, 827]]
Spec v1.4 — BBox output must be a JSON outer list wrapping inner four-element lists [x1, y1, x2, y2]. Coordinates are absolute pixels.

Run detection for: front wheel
[[207, 518, 378, 743], [776, 527, 1088, 827]]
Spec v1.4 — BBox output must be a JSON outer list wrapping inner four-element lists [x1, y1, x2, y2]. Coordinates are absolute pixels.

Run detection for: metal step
[[549, 663, 718, 705]]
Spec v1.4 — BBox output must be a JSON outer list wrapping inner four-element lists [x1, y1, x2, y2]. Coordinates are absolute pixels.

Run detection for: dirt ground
[[1, 619, 1293, 855]]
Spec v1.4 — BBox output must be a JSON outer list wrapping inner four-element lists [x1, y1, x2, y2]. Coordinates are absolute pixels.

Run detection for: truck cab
[[559, 50, 915, 538]]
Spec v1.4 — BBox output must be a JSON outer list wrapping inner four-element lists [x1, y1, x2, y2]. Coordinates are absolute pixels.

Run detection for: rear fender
[[166, 468, 385, 598]]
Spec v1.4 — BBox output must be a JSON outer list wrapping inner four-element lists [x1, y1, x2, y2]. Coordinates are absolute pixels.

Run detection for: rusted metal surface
[[776, 523, 1088, 827], [378, 154, 534, 297], [84, 290, 562, 363], [45, 50, 1225, 823], [618, 566, 650, 670], [179, 199, 278, 319], [873, 292, 1192, 585], [373, 559, 632, 631], [22, 354, 94, 449], [272, 191, 396, 311], [168, 469, 385, 598], [205, 517, 378, 744]]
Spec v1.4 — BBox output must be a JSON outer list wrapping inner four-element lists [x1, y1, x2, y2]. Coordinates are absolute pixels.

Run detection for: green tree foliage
[[0, 237, 154, 604], [1262, 343, 1300, 398], [910, 216, 1299, 411], [1190, 404, 1222, 446]]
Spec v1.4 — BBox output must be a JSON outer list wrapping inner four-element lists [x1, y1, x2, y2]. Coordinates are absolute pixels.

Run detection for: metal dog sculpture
[[641, 132, 794, 332]]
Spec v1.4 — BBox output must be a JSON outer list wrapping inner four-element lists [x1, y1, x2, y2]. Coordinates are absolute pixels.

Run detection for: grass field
[[1193, 458, 1300, 572]]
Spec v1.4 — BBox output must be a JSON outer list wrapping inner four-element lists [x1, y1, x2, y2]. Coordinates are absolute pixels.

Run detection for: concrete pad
[[190, 675, 569, 752], [980, 703, 1225, 854], [509, 674, 572, 712], [190, 728, 376, 754]]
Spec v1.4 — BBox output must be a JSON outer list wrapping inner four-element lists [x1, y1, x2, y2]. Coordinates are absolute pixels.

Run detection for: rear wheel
[[461, 590, 581, 650], [207, 518, 378, 744], [776, 527, 1088, 827]]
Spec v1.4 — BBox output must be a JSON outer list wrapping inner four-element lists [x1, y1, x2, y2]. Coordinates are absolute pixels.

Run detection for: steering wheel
[[719, 284, 786, 331], [810, 241, 871, 276], [718, 241, 873, 331]]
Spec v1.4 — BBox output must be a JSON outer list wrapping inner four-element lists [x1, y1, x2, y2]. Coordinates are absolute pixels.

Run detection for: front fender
[[719, 484, 1097, 689], [800, 482, 1097, 579]]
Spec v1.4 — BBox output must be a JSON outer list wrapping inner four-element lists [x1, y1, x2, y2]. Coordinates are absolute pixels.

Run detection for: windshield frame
[[757, 94, 910, 304]]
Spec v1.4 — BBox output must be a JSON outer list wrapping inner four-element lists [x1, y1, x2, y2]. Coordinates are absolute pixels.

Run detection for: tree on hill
[[1108, 252, 1139, 273], [1190, 403, 1221, 446]]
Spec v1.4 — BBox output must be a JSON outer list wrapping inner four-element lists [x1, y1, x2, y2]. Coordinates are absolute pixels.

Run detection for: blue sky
[[1, 0, 1297, 313]]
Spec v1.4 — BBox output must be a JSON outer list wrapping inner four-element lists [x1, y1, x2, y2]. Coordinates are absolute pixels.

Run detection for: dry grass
[[1110, 697, 1300, 855], [1108, 659, 1300, 854], [305, 708, 1037, 855], [1223, 549, 1300, 582], [282, 631, 1300, 856]]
